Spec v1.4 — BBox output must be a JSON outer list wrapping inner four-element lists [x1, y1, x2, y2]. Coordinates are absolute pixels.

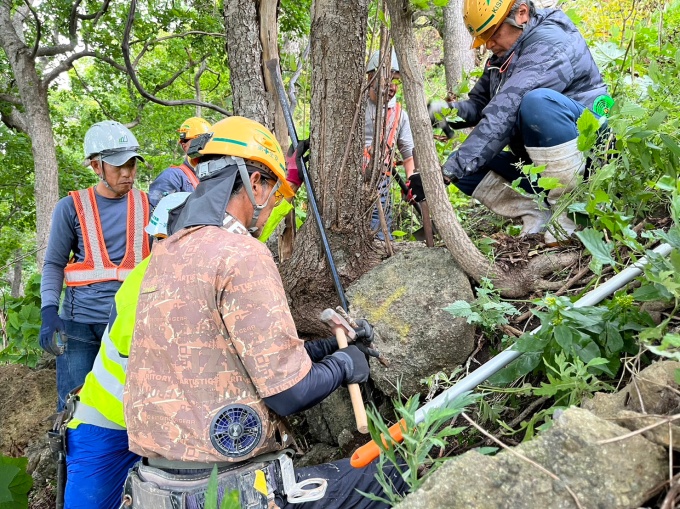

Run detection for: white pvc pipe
[[414, 243, 673, 423]]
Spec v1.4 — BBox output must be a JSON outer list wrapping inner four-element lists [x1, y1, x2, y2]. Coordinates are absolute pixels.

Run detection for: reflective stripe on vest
[[173, 162, 199, 189], [363, 103, 402, 170], [67, 256, 150, 430], [64, 187, 150, 286]]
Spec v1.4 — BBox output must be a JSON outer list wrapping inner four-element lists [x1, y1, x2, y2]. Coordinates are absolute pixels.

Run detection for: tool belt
[[120, 451, 327, 509]]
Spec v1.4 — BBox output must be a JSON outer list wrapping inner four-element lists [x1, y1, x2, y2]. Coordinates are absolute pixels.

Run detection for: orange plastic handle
[[350, 419, 407, 468]]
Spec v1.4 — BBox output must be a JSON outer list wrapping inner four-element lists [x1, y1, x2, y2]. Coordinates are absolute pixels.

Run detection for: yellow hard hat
[[200, 117, 295, 200], [178, 117, 212, 140], [463, 0, 515, 49]]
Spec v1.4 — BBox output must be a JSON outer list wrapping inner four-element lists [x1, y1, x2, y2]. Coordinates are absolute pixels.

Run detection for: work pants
[[56, 321, 106, 411], [65, 424, 140, 509], [454, 88, 596, 196]]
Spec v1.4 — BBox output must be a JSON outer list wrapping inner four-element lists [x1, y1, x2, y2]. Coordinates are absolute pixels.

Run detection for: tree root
[[494, 250, 581, 298]]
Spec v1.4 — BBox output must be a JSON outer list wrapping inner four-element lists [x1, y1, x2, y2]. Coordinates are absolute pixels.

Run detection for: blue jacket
[[443, 9, 607, 180], [148, 159, 197, 208]]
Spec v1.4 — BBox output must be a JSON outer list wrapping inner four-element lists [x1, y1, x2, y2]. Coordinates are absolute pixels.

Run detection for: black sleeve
[[303, 337, 338, 362], [263, 355, 345, 416]]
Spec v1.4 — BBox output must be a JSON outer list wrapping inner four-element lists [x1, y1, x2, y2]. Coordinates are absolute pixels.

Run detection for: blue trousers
[[65, 425, 140, 509], [455, 88, 593, 196], [56, 321, 106, 411]]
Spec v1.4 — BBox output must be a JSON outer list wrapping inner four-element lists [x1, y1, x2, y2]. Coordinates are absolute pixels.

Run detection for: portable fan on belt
[[210, 404, 262, 458]]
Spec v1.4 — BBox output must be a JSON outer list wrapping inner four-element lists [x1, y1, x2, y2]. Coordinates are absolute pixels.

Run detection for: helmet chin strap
[[233, 157, 275, 234]]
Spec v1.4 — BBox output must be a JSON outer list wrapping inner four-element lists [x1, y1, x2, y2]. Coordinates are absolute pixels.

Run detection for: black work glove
[[332, 345, 370, 384], [352, 319, 381, 360], [39, 305, 66, 356], [405, 173, 426, 202], [441, 158, 461, 185]]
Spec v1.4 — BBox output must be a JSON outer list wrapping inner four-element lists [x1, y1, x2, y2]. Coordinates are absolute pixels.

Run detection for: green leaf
[[443, 301, 472, 318], [513, 333, 550, 352], [0, 456, 33, 509], [577, 109, 600, 151], [488, 352, 542, 384], [219, 490, 241, 509], [646, 110, 668, 130], [554, 325, 575, 350], [575, 229, 615, 268], [604, 322, 624, 354], [205, 465, 218, 509], [537, 177, 563, 190]]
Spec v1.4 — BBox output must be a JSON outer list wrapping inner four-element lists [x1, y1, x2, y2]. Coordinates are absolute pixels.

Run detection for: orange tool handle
[[350, 419, 407, 468]]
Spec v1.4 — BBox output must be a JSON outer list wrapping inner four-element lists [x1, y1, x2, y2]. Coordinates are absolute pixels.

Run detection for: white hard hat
[[83, 121, 144, 166], [145, 192, 191, 238], [366, 50, 399, 74]]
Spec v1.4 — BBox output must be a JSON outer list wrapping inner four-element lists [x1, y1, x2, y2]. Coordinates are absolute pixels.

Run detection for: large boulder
[[583, 360, 680, 450], [395, 407, 666, 509], [346, 246, 475, 397]]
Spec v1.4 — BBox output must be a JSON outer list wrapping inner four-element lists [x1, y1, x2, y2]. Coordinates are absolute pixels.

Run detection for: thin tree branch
[[67, 0, 84, 49], [122, 0, 230, 116], [36, 0, 110, 57], [77, 0, 111, 25], [287, 41, 310, 112], [21, 0, 41, 59], [42, 51, 127, 87], [0, 108, 28, 133], [0, 94, 22, 106], [596, 413, 680, 444]]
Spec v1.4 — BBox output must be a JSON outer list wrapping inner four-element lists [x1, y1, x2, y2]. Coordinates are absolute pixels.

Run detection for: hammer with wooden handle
[[319, 308, 369, 434]]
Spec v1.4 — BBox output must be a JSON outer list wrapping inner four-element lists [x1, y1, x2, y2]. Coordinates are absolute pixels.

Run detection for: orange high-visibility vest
[[363, 103, 402, 171], [173, 162, 199, 188], [64, 187, 150, 286]]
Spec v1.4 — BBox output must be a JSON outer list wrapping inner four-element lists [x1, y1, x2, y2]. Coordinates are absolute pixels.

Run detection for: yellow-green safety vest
[[67, 255, 151, 430]]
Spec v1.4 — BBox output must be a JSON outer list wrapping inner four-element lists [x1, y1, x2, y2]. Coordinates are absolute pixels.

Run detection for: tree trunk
[[258, 0, 296, 262], [386, 0, 575, 298], [442, 0, 475, 95], [279, 0, 378, 335], [223, 0, 270, 125], [0, 5, 59, 272]]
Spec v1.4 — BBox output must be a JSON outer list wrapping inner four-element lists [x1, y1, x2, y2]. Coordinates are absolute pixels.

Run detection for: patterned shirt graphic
[[124, 219, 311, 462]]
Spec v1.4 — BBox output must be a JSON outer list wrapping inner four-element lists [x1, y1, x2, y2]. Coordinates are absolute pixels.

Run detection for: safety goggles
[[261, 175, 285, 206]]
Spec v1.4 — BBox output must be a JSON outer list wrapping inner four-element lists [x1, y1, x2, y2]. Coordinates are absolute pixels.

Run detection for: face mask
[[258, 199, 294, 242]]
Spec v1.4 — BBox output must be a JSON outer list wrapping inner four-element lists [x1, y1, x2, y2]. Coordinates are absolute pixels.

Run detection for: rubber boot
[[526, 139, 585, 246], [472, 171, 551, 235]]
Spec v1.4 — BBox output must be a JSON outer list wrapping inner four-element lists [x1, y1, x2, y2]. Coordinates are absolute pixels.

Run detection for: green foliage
[[204, 465, 241, 509], [491, 293, 654, 384], [443, 278, 519, 335], [0, 274, 43, 367], [360, 388, 477, 506], [0, 456, 32, 509]]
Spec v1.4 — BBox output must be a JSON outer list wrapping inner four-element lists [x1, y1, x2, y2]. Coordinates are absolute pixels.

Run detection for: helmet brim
[[100, 150, 145, 167]]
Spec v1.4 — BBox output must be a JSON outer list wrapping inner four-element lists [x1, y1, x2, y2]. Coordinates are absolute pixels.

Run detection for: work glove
[[332, 345, 370, 384], [39, 305, 66, 356], [286, 139, 311, 188], [427, 100, 451, 128], [442, 156, 463, 185], [351, 319, 381, 360], [405, 173, 426, 202]]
